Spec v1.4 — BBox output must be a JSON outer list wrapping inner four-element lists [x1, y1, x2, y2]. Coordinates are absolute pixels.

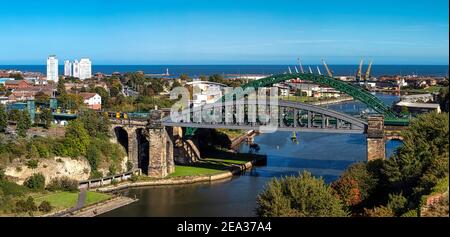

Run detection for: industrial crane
[[356, 59, 364, 82], [322, 59, 333, 77], [297, 58, 305, 73], [365, 60, 373, 81]]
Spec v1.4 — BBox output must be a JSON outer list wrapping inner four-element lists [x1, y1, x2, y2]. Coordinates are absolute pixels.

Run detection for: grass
[[168, 149, 263, 178], [216, 129, 247, 140], [403, 86, 445, 94], [34, 191, 111, 210]]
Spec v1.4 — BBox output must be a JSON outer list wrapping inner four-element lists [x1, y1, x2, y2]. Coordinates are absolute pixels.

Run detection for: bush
[[387, 193, 408, 216], [46, 177, 79, 192], [130, 174, 139, 183], [26, 160, 39, 169], [15, 196, 37, 213], [401, 209, 419, 217], [364, 206, 394, 217], [256, 171, 348, 217], [23, 173, 45, 191], [38, 201, 53, 213]]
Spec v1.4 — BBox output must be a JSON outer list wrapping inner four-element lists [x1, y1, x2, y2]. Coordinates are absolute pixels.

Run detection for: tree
[[80, 110, 110, 138], [35, 91, 50, 104], [63, 119, 90, 158], [208, 74, 225, 84], [331, 162, 378, 208], [0, 105, 7, 132], [9, 73, 23, 80], [363, 205, 394, 217], [23, 173, 46, 191], [16, 110, 32, 137], [256, 171, 348, 217], [38, 201, 53, 213], [57, 78, 67, 96], [383, 112, 449, 205], [179, 74, 191, 82], [58, 93, 84, 110]]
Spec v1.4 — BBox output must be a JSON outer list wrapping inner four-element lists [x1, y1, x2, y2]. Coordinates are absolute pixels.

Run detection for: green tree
[[57, 78, 67, 96], [208, 74, 225, 84], [38, 201, 53, 213], [387, 193, 408, 216], [331, 162, 378, 208], [0, 105, 7, 132], [9, 73, 23, 80], [16, 110, 31, 137], [80, 110, 110, 138], [383, 112, 449, 205], [63, 119, 90, 158], [35, 91, 50, 104], [256, 171, 348, 217], [23, 173, 46, 191]]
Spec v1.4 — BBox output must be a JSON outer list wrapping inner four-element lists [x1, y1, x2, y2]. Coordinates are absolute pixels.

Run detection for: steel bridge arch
[[162, 99, 368, 134], [235, 73, 398, 118]]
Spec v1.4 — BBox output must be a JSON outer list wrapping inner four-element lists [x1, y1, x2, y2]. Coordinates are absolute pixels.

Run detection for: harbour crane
[[316, 66, 322, 75], [288, 66, 292, 74], [365, 60, 373, 81], [308, 66, 313, 74], [297, 58, 305, 73], [356, 59, 364, 82], [294, 66, 299, 73], [322, 59, 333, 77]]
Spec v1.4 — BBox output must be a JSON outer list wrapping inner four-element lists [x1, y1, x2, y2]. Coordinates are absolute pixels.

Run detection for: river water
[[101, 94, 402, 217]]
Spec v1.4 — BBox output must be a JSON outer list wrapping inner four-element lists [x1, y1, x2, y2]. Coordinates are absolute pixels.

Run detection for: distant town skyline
[[0, 0, 448, 65]]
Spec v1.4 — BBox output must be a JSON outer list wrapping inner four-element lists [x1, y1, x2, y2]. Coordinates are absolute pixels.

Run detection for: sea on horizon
[[0, 64, 448, 77]]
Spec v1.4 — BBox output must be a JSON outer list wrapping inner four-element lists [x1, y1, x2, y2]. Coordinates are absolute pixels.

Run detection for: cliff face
[[5, 157, 91, 185]]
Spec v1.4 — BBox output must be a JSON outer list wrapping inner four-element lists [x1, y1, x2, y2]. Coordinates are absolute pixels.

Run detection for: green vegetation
[[257, 112, 449, 217], [169, 151, 261, 178], [0, 105, 6, 132], [257, 171, 348, 217], [34, 191, 111, 211], [216, 129, 246, 140], [46, 177, 79, 192], [23, 173, 45, 191]]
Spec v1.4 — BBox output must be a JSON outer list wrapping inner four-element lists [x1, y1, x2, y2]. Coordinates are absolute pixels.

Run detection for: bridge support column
[[127, 128, 139, 170], [146, 110, 175, 178], [366, 116, 385, 161]]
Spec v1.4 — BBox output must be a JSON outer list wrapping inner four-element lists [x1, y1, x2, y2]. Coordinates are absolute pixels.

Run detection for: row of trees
[[257, 112, 449, 217], [0, 105, 32, 137]]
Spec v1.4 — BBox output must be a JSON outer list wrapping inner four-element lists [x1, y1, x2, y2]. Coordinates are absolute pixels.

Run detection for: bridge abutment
[[145, 110, 175, 178], [367, 116, 386, 161]]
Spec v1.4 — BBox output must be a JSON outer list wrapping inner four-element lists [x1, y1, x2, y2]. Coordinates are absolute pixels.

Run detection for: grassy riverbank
[[169, 151, 262, 178], [33, 191, 111, 210]]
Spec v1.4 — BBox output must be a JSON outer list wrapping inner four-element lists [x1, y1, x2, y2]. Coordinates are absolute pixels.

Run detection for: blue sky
[[0, 0, 448, 65]]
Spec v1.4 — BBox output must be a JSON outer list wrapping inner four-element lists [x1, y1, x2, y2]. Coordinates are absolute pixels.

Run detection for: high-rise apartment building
[[64, 60, 72, 77], [73, 60, 80, 78], [78, 58, 92, 80], [46, 55, 59, 82]]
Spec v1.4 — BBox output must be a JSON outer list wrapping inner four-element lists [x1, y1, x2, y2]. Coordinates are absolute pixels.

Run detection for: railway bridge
[[108, 73, 408, 178]]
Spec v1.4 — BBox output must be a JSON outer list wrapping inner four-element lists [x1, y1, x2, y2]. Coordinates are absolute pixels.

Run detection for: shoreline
[[93, 157, 263, 193]]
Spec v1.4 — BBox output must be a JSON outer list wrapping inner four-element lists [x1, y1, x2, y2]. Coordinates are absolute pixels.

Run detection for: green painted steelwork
[[240, 73, 398, 118]]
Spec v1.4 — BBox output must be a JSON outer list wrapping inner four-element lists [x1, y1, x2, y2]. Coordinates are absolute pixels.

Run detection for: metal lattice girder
[[236, 73, 398, 118], [162, 99, 368, 134]]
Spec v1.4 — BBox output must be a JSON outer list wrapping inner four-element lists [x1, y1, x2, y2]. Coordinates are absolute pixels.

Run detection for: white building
[[64, 60, 72, 77], [79, 92, 102, 110], [187, 81, 226, 107], [78, 58, 92, 80], [46, 55, 59, 82], [73, 60, 80, 78]]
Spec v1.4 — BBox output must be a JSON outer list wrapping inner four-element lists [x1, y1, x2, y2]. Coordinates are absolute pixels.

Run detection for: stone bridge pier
[[366, 116, 386, 161], [111, 110, 174, 178]]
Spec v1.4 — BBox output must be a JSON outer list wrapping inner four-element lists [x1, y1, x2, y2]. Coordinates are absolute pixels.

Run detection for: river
[[101, 94, 402, 217]]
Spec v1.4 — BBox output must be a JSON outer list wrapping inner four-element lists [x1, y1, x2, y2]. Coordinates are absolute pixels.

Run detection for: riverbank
[[60, 196, 138, 217], [94, 155, 266, 193]]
